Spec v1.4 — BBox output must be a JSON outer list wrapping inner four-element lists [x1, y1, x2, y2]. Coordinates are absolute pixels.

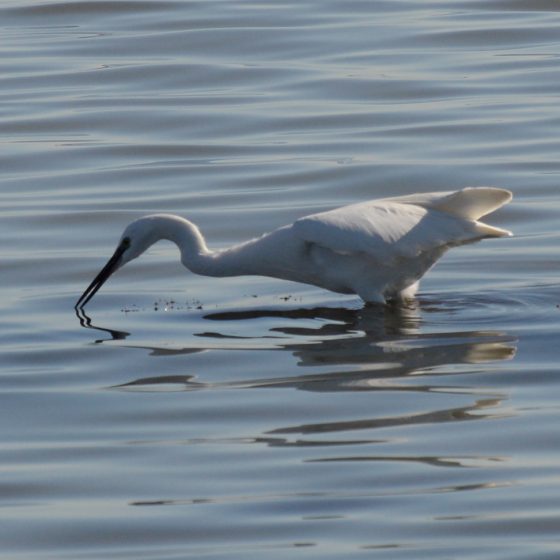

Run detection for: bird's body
[[76, 187, 512, 308]]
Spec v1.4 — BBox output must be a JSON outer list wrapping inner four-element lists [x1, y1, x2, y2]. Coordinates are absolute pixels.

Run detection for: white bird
[[75, 187, 512, 308]]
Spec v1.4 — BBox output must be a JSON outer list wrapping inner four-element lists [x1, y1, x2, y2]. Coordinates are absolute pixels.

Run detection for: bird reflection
[[79, 301, 518, 470], [75, 307, 204, 356], [198, 303, 516, 388], [75, 307, 130, 342], [203, 301, 421, 338], [85, 300, 518, 395]]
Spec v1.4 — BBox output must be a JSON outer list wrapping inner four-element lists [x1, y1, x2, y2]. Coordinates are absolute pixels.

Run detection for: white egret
[[75, 187, 512, 308]]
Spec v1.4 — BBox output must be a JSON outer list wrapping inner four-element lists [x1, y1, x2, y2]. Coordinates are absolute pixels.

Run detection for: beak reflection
[[75, 242, 128, 308]]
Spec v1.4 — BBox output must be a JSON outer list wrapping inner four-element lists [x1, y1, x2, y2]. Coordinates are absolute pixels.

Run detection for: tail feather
[[390, 186, 512, 238], [473, 221, 512, 238]]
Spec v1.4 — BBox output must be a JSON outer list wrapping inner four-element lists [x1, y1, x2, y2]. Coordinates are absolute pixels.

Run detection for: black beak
[[75, 242, 128, 308]]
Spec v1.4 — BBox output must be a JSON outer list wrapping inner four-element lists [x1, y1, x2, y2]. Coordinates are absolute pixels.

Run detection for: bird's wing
[[293, 201, 473, 263], [383, 187, 512, 221]]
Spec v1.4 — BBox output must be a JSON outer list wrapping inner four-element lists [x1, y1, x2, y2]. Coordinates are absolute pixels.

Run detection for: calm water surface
[[2, 1, 560, 558]]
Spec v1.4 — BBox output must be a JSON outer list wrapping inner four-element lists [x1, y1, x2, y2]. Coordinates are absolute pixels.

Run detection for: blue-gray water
[[2, 1, 560, 558]]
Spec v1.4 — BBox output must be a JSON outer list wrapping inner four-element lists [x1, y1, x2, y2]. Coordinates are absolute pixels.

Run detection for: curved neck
[[138, 214, 262, 278], [148, 214, 215, 275], [149, 214, 253, 278]]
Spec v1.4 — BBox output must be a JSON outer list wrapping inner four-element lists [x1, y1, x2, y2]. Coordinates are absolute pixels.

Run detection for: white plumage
[[76, 187, 512, 308]]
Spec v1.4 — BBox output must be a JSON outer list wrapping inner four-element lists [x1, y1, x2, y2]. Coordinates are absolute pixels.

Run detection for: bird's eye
[[122, 237, 131, 249]]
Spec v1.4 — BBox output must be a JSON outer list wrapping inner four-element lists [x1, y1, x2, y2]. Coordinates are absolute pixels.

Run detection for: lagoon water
[[2, 1, 560, 558]]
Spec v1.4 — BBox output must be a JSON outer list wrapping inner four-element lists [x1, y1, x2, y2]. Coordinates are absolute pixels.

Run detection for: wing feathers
[[386, 186, 512, 220], [293, 187, 512, 262]]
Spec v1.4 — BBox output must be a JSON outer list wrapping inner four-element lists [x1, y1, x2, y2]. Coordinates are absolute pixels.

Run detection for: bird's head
[[75, 216, 160, 308]]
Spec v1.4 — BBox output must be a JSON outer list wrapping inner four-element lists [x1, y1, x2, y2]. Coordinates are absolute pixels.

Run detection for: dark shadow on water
[[129, 477, 511, 508], [267, 396, 508, 436]]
